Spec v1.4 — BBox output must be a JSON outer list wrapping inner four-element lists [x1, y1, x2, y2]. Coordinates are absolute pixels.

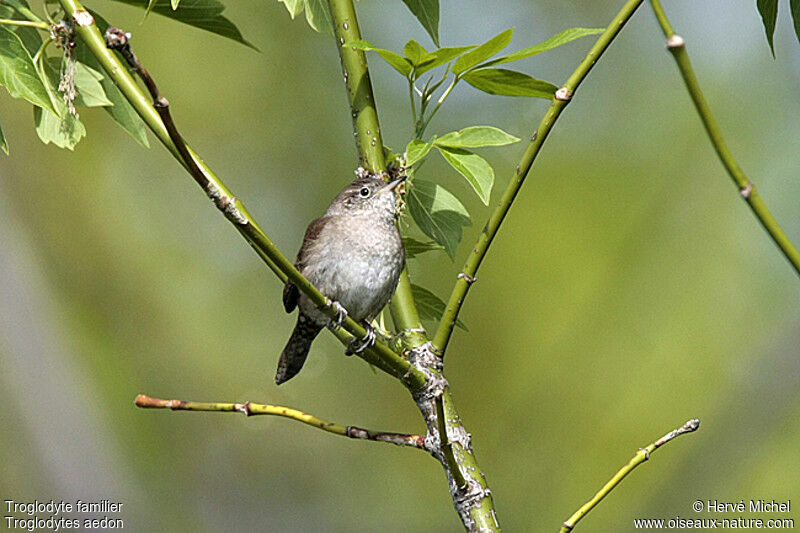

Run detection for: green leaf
[[73, 61, 114, 107], [34, 56, 86, 149], [415, 45, 474, 76], [435, 146, 493, 204], [71, 10, 149, 147], [757, 0, 779, 56], [790, 0, 800, 47], [400, 0, 439, 47], [452, 28, 513, 74], [33, 105, 86, 150], [407, 179, 471, 258], [0, 27, 57, 114], [0, 119, 8, 154], [346, 40, 412, 77], [406, 139, 432, 166], [145, 0, 158, 15], [303, 0, 333, 35], [278, 0, 304, 18], [109, 0, 256, 50], [482, 27, 605, 67], [411, 284, 467, 331], [463, 68, 557, 98], [402, 237, 443, 258], [43, 57, 114, 108], [403, 39, 435, 67], [434, 125, 519, 148]]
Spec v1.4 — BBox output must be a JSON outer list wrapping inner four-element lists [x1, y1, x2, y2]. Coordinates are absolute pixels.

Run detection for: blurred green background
[[1, 0, 798, 530]]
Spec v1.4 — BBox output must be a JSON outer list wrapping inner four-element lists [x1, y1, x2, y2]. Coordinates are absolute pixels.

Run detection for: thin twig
[[558, 419, 700, 532], [135, 394, 426, 449], [432, 0, 646, 356], [649, 0, 800, 278]]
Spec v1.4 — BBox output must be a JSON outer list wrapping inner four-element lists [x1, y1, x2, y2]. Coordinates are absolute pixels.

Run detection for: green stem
[[649, 0, 800, 277], [408, 76, 417, 131], [432, 0, 646, 354], [328, 0, 385, 171], [435, 395, 467, 489], [559, 419, 699, 532], [416, 76, 458, 139], [0, 17, 48, 28], [56, 0, 426, 390], [328, 0, 427, 345]]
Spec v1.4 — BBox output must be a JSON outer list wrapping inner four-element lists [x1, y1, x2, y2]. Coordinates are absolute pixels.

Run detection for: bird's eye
[[359, 187, 371, 198]]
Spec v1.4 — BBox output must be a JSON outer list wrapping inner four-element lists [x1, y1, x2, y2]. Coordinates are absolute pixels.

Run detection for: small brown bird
[[275, 173, 406, 385]]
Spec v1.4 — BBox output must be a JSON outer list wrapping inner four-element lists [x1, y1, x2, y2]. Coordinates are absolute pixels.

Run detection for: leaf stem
[[559, 419, 700, 532], [432, 0, 646, 355], [649, 0, 800, 277], [416, 76, 458, 139], [408, 76, 417, 130], [0, 17, 48, 28]]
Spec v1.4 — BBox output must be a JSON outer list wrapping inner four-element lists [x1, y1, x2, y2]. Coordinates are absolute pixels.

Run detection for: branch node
[[739, 183, 753, 199], [654, 418, 700, 448], [457, 272, 476, 284], [238, 401, 253, 416], [167, 399, 186, 410], [666, 34, 685, 49], [72, 9, 94, 27], [407, 345, 447, 403], [562, 522, 574, 531], [354, 166, 372, 180], [555, 87, 573, 101], [206, 183, 248, 225], [639, 447, 651, 460]]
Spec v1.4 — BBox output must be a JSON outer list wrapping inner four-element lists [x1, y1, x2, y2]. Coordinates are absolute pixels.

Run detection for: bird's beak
[[378, 176, 406, 195]]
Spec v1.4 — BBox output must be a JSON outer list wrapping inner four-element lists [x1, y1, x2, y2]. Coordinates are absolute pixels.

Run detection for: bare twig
[[559, 419, 700, 532], [135, 394, 426, 449]]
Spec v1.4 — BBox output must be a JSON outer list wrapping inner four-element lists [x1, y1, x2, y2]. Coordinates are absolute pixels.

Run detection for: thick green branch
[[328, 0, 384, 171], [559, 419, 700, 532], [433, 0, 646, 354], [56, 0, 426, 389], [135, 394, 426, 449], [649, 0, 800, 278], [329, 0, 427, 348]]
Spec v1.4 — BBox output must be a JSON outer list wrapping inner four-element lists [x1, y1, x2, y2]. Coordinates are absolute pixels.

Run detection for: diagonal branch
[[649, 0, 800, 278], [55, 0, 427, 389], [433, 0, 646, 355], [559, 418, 700, 532], [135, 394, 426, 449]]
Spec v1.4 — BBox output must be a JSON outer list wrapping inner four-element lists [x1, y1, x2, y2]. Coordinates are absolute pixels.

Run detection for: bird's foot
[[324, 300, 348, 330], [345, 323, 376, 356]]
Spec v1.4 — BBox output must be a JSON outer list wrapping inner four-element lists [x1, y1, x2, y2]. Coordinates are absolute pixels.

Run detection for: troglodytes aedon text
[[275, 171, 406, 385]]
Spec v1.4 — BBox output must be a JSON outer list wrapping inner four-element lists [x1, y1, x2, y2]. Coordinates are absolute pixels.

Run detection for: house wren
[[275, 172, 406, 385]]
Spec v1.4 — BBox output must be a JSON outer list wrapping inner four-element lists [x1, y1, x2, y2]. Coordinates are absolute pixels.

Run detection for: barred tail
[[275, 314, 323, 385]]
